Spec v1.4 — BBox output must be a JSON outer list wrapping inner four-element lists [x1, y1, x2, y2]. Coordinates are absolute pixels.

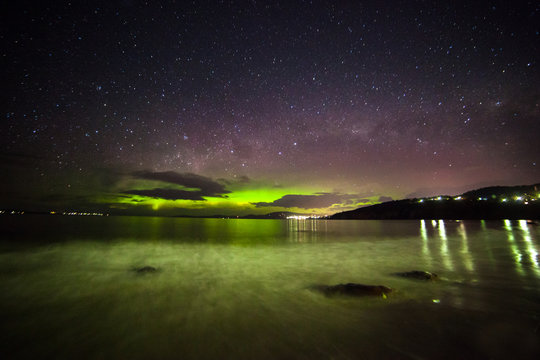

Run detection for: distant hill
[[462, 184, 539, 199], [330, 183, 540, 220]]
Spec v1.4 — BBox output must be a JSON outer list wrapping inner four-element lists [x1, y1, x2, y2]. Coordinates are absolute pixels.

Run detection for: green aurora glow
[[106, 182, 380, 216]]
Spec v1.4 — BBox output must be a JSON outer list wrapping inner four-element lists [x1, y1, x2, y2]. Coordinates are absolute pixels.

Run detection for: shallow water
[[1, 216, 539, 359]]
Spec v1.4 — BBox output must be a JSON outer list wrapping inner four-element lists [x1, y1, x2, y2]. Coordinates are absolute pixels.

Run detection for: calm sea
[[1, 216, 539, 359]]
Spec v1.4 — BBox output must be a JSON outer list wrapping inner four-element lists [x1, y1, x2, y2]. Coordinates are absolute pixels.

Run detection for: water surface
[[1, 216, 539, 359]]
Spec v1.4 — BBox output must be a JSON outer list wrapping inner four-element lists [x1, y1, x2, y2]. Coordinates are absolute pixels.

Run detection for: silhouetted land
[[331, 183, 540, 220]]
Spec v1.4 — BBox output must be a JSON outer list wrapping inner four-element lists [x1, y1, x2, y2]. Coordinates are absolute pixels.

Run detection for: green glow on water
[[1, 218, 540, 359]]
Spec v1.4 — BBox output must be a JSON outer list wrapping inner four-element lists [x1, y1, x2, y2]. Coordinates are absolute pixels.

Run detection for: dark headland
[[330, 183, 540, 220]]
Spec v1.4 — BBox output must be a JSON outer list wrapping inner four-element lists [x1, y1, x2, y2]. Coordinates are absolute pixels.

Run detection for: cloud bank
[[252, 192, 359, 209], [124, 171, 231, 201]]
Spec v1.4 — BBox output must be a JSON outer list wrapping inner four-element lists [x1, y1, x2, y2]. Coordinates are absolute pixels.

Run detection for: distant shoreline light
[[0, 210, 108, 216], [286, 215, 325, 220]]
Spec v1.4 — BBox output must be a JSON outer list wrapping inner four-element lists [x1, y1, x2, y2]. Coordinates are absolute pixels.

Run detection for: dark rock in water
[[310, 283, 392, 298], [393, 270, 438, 281], [134, 266, 158, 274]]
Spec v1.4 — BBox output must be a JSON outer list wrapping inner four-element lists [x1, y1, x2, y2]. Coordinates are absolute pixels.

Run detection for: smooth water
[[1, 216, 539, 359]]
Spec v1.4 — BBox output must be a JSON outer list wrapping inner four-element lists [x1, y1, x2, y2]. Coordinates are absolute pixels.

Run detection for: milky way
[[2, 1, 539, 215]]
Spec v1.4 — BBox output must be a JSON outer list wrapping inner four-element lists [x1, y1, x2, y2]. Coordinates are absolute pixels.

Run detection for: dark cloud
[[217, 175, 251, 186], [377, 196, 393, 202], [355, 198, 371, 204], [123, 188, 206, 201], [131, 171, 230, 197], [217, 178, 231, 185], [252, 193, 358, 209], [236, 175, 251, 184]]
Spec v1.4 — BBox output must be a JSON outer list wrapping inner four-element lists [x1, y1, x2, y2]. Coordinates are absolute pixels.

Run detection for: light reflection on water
[[438, 220, 454, 271], [504, 219, 524, 275], [420, 219, 431, 268], [1, 216, 539, 359], [458, 222, 474, 272], [519, 220, 539, 272]]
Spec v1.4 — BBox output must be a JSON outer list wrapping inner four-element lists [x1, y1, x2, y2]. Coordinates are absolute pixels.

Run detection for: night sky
[[2, 1, 539, 216]]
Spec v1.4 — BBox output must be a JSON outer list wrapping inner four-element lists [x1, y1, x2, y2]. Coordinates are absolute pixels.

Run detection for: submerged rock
[[310, 283, 392, 298], [393, 270, 438, 281], [133, 266, 158, 274]]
